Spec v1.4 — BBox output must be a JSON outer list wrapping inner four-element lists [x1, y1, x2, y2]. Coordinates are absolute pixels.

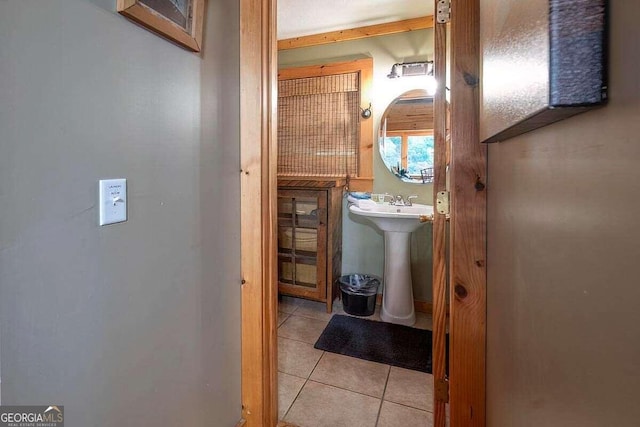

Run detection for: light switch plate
[[99, 179, 127, 226]]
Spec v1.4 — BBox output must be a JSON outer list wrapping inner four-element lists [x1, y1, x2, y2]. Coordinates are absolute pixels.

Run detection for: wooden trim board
[[373, 295, 435, 315], [239, 0, 278, 425], [414, 299, 433, 315], [432, 2, 449, 425], [449, 0, 487, 425], [278, 16, 434, 50]]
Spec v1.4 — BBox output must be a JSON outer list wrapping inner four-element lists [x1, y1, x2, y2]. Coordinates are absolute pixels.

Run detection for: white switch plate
[[99, 179, 127, 226]]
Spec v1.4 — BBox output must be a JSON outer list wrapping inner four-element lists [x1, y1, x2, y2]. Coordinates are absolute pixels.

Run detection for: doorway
[[238, 0, 486, 426]]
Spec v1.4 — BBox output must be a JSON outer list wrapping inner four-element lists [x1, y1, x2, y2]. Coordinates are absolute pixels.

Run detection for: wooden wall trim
[[278, 16, 434, 50], [346, 177, 373, 192], [432, 2, 449, 425], [277, 58, 372, 80], [373, 295, 434, 315], [240, 0, 278, 425], [414, 299, 433, 315], [449, 0, 487, 425], [358, 59, 373, 188]]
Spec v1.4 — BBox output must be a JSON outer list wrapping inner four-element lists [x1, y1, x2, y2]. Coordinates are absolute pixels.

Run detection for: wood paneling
[[278, 16, 434, 50], [239, 0, 278, 425], [449, 0, 487, 425]]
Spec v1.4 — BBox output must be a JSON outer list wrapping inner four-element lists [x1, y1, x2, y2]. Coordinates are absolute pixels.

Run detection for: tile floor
[[278, 296, 436, 427]]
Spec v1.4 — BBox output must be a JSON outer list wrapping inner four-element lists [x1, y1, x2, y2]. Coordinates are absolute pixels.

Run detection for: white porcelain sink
[[349, 202, 434, 326], [349, 203, 434, 232]]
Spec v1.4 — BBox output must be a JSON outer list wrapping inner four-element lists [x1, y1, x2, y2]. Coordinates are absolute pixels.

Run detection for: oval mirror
[[379, 89, 434, 184]]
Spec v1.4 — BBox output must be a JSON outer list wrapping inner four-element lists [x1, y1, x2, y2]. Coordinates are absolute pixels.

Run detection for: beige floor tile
[[284, 381, 380, 427], [278, 372, 306, 420], [413, 312, 433, 330], [278, 314, 328, 344], [376, 401, 433, 427], [279, 296, 303, 314], [384, 367, 433, 412], [331, 299, 348, 316], [310, 352, 390, 398], [278, 337, 324, 379], [279, 311, 291, 327], [292, 299, 334, 321]]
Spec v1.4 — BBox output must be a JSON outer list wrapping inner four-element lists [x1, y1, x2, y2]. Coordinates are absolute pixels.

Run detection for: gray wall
[[0, 0, 241, 425], [279, 30, 434, 301], [487, 2, 640, 426]]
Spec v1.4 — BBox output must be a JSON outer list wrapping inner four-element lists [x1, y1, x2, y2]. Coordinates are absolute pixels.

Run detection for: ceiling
[[277, 0, 433, 40]]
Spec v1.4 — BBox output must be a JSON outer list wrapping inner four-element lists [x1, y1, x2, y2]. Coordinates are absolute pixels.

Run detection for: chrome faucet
[[383, 193, 395, 204], [384, 194, 418, 206]]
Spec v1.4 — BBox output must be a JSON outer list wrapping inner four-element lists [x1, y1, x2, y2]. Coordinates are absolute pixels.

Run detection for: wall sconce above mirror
[[379, 89, 434, 184], [387, 61, 434, 79]]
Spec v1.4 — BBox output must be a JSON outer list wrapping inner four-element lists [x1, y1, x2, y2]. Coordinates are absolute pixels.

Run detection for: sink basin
[[349, 203, 434, 232], [349, 201, 434, 326]]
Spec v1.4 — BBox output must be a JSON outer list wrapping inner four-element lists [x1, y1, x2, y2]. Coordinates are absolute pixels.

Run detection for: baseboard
[[375, 294, 434, 315], [414, 300, 433, 314]]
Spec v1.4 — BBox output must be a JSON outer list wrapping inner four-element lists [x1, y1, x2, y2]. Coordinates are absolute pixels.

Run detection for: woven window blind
[[278, 72, 360, 177]]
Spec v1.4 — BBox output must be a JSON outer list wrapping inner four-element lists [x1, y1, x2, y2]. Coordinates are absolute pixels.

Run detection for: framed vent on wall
[[479, 0, 607, 143]]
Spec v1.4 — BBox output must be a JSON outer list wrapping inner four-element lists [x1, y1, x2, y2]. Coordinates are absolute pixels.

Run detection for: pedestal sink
[[349, 202, 434, 326]]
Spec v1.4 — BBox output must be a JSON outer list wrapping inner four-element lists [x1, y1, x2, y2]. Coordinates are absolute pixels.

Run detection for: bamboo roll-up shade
[[278, 72, 361, 177]]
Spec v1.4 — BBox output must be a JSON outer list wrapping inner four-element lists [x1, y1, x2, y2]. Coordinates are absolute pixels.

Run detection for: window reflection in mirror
[[379, 89, 434, 184]]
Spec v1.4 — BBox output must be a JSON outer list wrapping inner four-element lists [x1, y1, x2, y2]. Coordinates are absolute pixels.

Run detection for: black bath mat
[[314, 314, 436, 373]]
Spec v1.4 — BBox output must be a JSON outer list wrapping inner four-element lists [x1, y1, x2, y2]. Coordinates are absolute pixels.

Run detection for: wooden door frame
[[448, 0, 486, 425], [238, 0, 486, 425], [431, 3, 449, 425], [239, 0, 278, 425]]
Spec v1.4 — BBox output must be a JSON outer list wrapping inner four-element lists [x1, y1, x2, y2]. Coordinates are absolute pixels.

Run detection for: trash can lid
[[338, 274, 380, 296]]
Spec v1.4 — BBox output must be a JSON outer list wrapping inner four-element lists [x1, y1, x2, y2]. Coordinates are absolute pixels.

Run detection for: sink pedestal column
[[380, 231, 416, 326]]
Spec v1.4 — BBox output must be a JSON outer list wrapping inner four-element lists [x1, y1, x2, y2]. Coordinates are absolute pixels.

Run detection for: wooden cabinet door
[[276, 189, 327, 301]]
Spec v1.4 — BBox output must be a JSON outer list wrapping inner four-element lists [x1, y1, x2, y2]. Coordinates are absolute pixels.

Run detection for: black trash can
[[338, 274, 381, 316]]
